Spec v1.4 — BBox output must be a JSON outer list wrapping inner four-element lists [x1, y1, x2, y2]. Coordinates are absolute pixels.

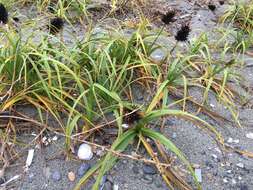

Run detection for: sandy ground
[[1, 0, 253, 190]]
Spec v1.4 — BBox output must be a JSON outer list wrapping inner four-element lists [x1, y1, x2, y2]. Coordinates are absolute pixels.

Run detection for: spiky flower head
[[0, 3, 8, 24], [208, 4, 216, 11], [161, 10, 176, 25], [48, 17, 64, 34], [175, 25, 190, 42]]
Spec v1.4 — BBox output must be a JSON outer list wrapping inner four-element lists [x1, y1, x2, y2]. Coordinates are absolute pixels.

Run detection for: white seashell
[[77, 143, 93, 160]]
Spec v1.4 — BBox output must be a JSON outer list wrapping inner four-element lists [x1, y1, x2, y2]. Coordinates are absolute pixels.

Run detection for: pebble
[[211, 154, 220, 162], [51, 171, 61, 181], [205, 161, 214, 168], [227, 137, 239, 144], [223, 178, 229, 183], [103, 181, 113, 190], [132, 166, 139, 174], [28, 173, 35, 183], [99, 175, 107, 190], [143, 164, 157, 175], [246, 133, 253, 139], [77, 143, 93, 160], [142, 174, 153, 184], [172, 132, 177, 138], [236, 163, 244, 168], [154, 177, 163, 188], [239, 184, 249, 190], [122, 124, 129, 129], [78, 163, 91, 177], [68, 171, 75, 182], [195, 168, 202, 182], [0, 177, 5, 185], [113, 184, 119, 190]]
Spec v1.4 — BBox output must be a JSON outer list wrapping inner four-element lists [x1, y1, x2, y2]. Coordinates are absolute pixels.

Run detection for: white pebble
[[223, 178, 229, 183], [122, 124, 129, 129], [246, 133, 253, 139], [232, 179, 236, 184], [77, 143, 93, 160], [52, 136, 58, 141], [236, 163, 244, 168], [113, 184, 119, 190], [195, 168, 202, 182], [211, 154, 218, 159]]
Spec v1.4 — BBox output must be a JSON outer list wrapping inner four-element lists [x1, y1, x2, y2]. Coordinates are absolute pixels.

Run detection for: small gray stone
[[51, 170, 61, 181], [78, 163, 90, 177], [132, 166, 139, 174], [103, 181, 113, 190], [28, 173, 35, 183], [142, 174, 153, 184], [99, 175, 107, 190], [239, 184, 249, 190], [143, 164, 157, 175], [172, 132, 177, 138], [0, 177, 5, 185]]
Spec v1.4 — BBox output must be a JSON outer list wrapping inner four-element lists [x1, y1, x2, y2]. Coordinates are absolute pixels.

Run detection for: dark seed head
[[48, 17, 64, 34], [123, 108, 143, 124], [208, 4, 216, 11], [161, 10, 176, 25], [0, 3, 8, 24], [175, 25, 190, 42]]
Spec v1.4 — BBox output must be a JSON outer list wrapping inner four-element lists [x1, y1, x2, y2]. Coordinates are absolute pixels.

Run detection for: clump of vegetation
[[0, 1, 252, 190]]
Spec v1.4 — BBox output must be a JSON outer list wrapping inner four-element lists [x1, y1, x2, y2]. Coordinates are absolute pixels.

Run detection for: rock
[[43, 167, 51, 179], [68, 171, 75, 181], [239, 184, 249, 190], [211, 154, 220, 162], [77, 143, 93, 160], [227, 137, 239, 143], [223, 178, 229, 183], [205, 161, 214, 168], [195, 168, 202, 182], [113, 184, 119, 190], [103, 181, 113, 190], [132, 166, 139, 174], [246, 133, 253, 139], [28, 173, 35, 183], [78, 163, 91, 177], [236, 163, 244, 168], [150, 49, 166, 62], [172, 132, 177, 138], [143, 164, 157, 175], [142, 174, 153, 184], [99, 175, 107, 190], [154, 177, 163, 187], [0, 177, 5, 185], [51, 171, 61, 181]]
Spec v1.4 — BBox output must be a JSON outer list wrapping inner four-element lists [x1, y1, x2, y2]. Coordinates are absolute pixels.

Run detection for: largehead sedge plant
[[0, 1, 249, 190]]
